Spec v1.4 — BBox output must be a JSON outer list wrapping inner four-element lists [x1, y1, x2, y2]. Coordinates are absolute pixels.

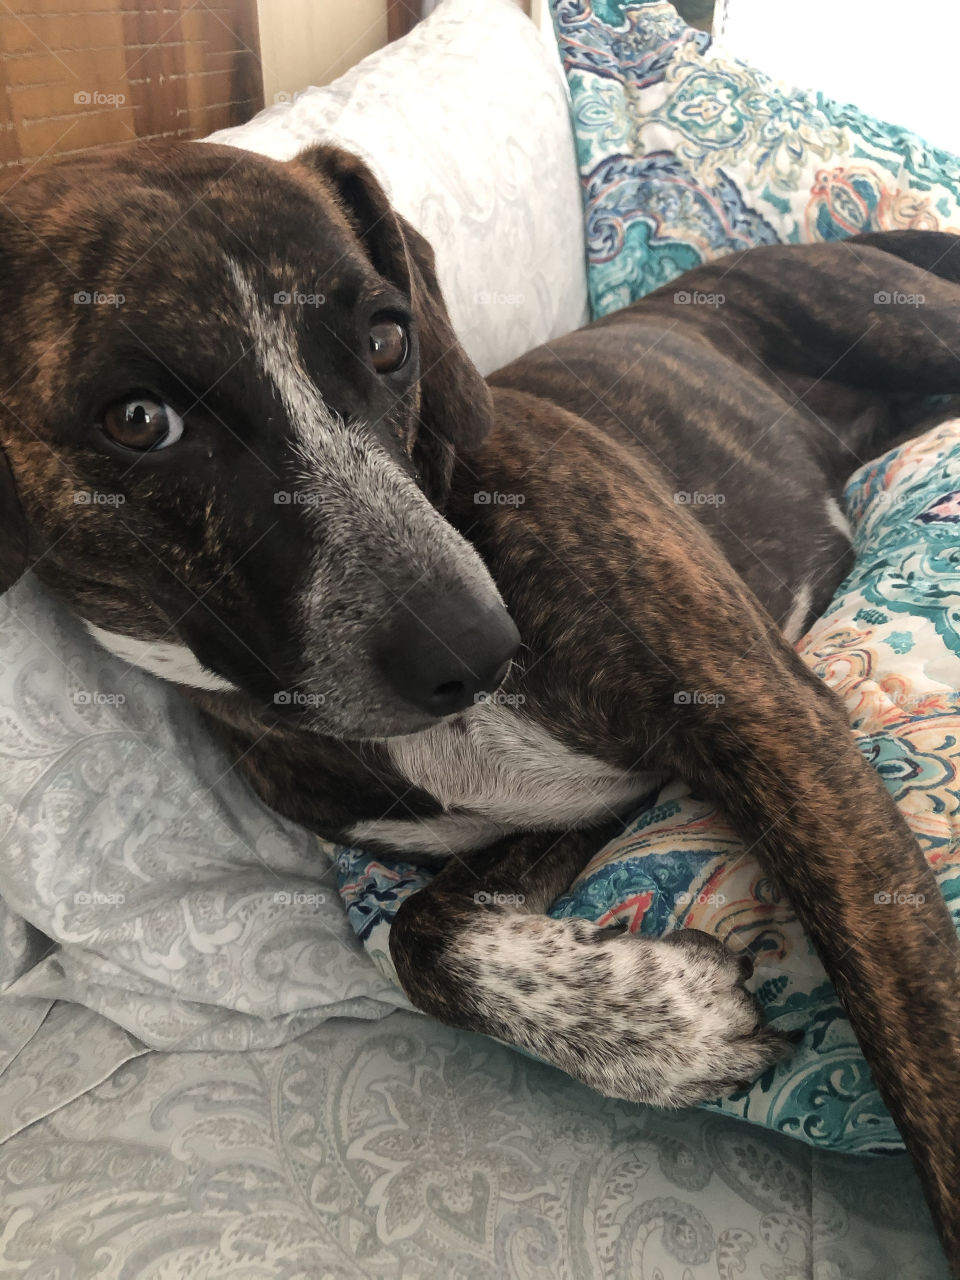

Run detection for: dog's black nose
[[376, 592, 520, 719]]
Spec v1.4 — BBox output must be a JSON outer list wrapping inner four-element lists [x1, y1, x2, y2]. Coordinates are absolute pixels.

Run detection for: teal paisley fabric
[[548, 0, 960, 317], [339, 420, 960, 1154]]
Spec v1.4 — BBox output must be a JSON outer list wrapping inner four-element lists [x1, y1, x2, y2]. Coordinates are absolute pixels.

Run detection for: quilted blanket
[[338, 419, 960, 1154]]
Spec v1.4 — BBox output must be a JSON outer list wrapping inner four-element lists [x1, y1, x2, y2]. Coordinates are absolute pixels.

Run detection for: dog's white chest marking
[[349, 703, 659, 856]]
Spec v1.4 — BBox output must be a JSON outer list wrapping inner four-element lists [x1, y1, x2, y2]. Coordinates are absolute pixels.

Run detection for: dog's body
[[1, 144, 959, 1268]]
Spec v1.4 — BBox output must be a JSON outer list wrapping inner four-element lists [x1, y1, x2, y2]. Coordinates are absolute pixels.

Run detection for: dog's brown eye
[[101, 395, 184, 451], [369, 317, 409, 374]]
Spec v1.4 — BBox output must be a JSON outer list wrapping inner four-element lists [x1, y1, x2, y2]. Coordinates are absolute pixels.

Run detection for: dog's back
[[488, 233, 960, 634]]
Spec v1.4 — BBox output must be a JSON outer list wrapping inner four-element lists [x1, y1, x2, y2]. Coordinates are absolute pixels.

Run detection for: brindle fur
[[0, 144, 959, 1270]]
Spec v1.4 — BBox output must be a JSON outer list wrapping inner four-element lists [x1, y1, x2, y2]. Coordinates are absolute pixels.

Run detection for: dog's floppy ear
[[0, 442, 31, 593], [295, 145, 494, 500]]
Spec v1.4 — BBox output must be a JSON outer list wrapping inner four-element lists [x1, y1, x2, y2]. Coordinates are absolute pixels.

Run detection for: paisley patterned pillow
[[338, 418, 960, 1154], [548, 0, 960, 317]]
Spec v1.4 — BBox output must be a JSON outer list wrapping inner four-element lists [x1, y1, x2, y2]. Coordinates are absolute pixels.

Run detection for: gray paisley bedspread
[[0, 1007, 948, 1279]]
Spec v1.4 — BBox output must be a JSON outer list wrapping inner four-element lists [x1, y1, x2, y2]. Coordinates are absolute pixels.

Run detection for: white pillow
[[206, 0, 589, 374]]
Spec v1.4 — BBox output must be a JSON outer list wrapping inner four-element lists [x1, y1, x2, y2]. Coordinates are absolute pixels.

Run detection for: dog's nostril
[[434, 680, 465, 699], [427, 679, 471, 716]]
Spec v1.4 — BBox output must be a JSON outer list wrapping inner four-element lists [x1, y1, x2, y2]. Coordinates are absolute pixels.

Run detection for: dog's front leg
[[390, 823, 793, 1107]]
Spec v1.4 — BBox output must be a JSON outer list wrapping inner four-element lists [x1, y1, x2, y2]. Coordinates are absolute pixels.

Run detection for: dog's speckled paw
[[451, 914, 795, 1108]]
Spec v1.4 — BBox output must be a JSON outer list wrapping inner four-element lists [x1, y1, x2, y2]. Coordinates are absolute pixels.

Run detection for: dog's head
[[0, 141, 519, 738]]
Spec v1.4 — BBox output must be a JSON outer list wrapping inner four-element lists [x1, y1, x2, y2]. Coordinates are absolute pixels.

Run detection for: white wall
[[256, 0, 388, 102], [716, 0, 960, 154]]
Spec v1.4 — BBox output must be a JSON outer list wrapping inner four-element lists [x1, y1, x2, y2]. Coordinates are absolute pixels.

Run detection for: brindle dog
[[1, 143, 959, 1269]]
